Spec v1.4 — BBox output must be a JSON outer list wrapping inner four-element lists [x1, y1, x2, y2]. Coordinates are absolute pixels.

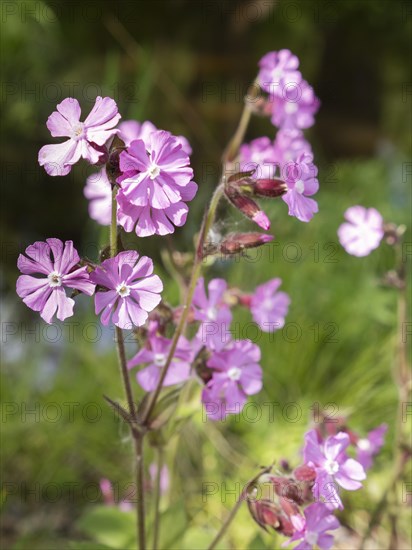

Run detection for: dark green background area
[[1, 1, 411, 548]]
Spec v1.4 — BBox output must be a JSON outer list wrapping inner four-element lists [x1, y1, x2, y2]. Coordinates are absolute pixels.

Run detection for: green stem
[[152, 447, 164, 549], [141, 184, 224, 426], [207, 465, 273, 550], [110, 184, 145, 550]]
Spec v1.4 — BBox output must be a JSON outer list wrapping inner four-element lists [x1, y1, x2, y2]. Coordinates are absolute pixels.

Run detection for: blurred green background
[[1, 0, 411, 548]]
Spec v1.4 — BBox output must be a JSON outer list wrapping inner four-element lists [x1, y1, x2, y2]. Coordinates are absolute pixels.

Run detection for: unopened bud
[[293, 465, 316, 482], [220, 232, 274, 255], [225, 188, 271, 230], [255, 178, 287, 198]]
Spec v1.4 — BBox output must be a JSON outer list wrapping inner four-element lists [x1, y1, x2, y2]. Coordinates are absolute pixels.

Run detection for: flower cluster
[[247, 415, 386, 549], [230, 50, 320, 225], [127, 276, 290, 421]]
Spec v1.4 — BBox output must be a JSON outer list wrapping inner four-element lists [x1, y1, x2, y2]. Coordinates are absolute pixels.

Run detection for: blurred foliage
[[1, 0, 411, 548]]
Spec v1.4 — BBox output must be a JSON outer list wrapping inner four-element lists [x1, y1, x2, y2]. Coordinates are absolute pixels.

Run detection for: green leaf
[[77, 506, 136, 549]]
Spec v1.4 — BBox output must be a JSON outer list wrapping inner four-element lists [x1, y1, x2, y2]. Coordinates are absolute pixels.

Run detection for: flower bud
[[220, 232, 274, 255], [293, 465, 316, 482], [225, 188, 270, 230], [255, 178, 287, 198]]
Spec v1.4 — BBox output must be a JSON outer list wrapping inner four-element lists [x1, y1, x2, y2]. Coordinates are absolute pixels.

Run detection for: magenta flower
[[16, 238, 95, 324], [337, 206, 384, 257], [202, 340, 262, 420], [39, 97, 120, 176], [250, 278, 290, 332], [282, 152, 319, 222], [356, 424, 387, 470], [118, 130, 196, 208], [128, 333, 192, 391], [90, 251, 162, 329], [84, 168, 112, 226], [303, 429, 366, 509], [239, 137, 277, 179], [258, 50, 302, 96], [192, 278, 232, 350], [286, 503, 340, 550], [269, 81, 320, 130]]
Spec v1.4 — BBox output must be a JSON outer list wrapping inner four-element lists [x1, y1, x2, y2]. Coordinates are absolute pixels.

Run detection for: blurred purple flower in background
[[338, 206, 384, 257]]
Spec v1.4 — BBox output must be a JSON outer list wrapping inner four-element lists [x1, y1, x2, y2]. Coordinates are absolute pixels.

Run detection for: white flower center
[[271, 68, 282, 81], [116, 283, 131, 298], [325, 458, 339, 475], [306, 532, 318, 546], [153, 353, 166, 367], [294, 179, 305, 194], [148, 163, 161, 180], [207, 307, 218, 321], [48, 271, 62, 287], [284, 102, 298, 114], [227, 367, 241, 381], [72, 122, 85, 139], [357, 438, 371, 451]]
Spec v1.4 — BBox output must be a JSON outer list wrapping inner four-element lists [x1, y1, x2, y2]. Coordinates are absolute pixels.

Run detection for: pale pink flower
[[39, 97, 120, 176], [338, 206, 384, 257]]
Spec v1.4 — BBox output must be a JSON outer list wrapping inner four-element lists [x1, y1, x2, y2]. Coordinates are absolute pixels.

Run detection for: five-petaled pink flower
[[337, 206, 384, 257], [269, 81, 320, 130], [16, 238, 95, 323], [303, 429, 366, 509], [116, 129, 197, 236], [250, 278, 290, 332], [285, 503, 340, 550], [202, 339, 262, 420], [128, 333, 192, 391], [282, 152, 319, 222], [39, 97, 120, 176], [90, 251, 162, 329]]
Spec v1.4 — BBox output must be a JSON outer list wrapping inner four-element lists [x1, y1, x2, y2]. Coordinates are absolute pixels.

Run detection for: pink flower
[[269, 81, 320, 130], [192, 278, 232, 350], [258, 50, 302, 96], [116, 182, 197, 237], [90, 251, 162, 329], [116, 129, 197, 236], [16, 239, 95, 324], [118, 130, 196, 208], [282, 152, 319, 222], [239, 137, 277, 179], [356, 424, 387, 470], [39, 97, 120, 176], [128, 333, 192, 391], [303, 429, 366, 509], [273, 129, 312, 172], [202, 340, 262, 420], [285, 503, 340, 550], [337, 206, 384, 257], [250, 278, 290, 332], [84, 168, 112, 226], [119, 119, 192, 155]]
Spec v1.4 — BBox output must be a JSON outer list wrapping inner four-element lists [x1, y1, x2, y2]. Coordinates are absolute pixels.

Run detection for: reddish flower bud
[[255, 178, 288, 198], [220, 232, 274, 255], [225, 188, 270, 230], [293, 465, 316, 482], [247, 497, 295, 536]]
